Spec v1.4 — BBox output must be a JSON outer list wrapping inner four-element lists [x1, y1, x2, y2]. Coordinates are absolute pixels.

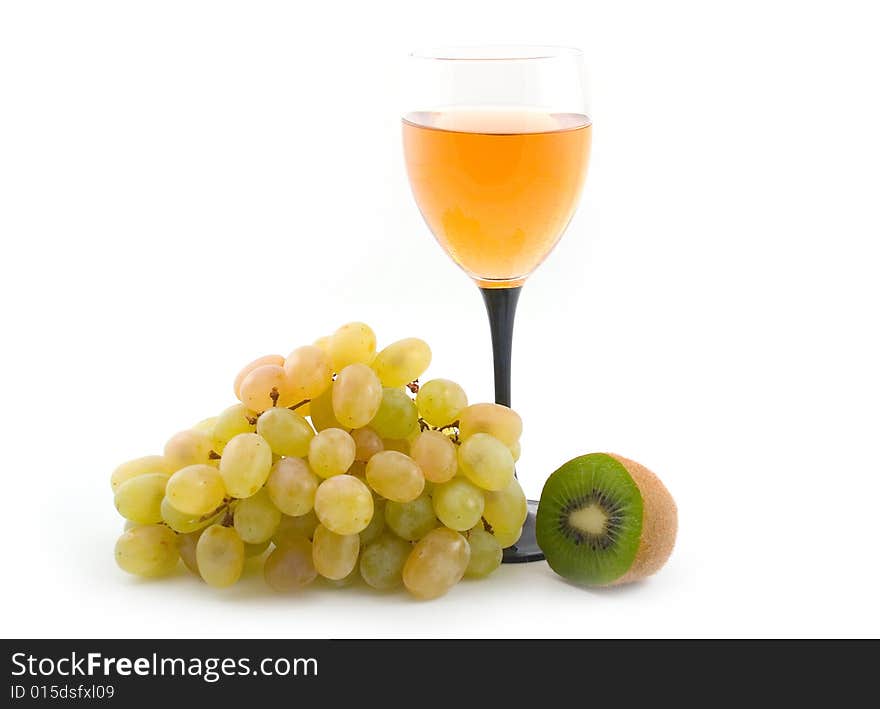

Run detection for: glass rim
[[409, 45, 583, 62]]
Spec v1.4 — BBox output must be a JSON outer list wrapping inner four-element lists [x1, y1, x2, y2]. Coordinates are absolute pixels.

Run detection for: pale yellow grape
[[165, 464, 227, 516], [365, 450, 425, 503], [322, 567, 359, 588], [312, 524, 360, 580], [234, 354, 285, 398], [458, 433, 515, 491], [114, 473, 168, 524], [239, 364, 296, 411], [465, 527, 503, 578], [266, 457, 319, 516], [233, 488, 281, 544], [308, 428, 356, 479], [178, 530, 201, 574], [509, 439, 521, 462], [332, 363, 383, 429], [196, 525, 245, 588], [284, 345, 333, 400], [483, 477, 528, 532], [264, 537, 317, 591], [359, 534, 412, 590], [490, 525, 522, 548], [402, 527, 471, 600], [359, 499, 386, 545], [218, 433, 273, 498], [160, 495, 222, 533], [273, 510, 319, 544], [308, 388, 344, 431], [351, 427, 384, 462], [368, 388, 419, 439], [211, 403, 257, 454], [384, 494, 438, 541], [313, 475, 373, 535], [432, 477, 485, 531], [115, 524, 179, 577], [371, 338, 432, 388], [313, 335, 332, 353], [256, 407, 315, 457], [410, 430, 458, 483], [164, 429, 214, 470], [191, 416, 218, 436], [327, 322, 376, 371], [458, 403, 522, 447], [416, 378, 468, 427], [110, 455, 173, 492], [347, 460, 368, 480]]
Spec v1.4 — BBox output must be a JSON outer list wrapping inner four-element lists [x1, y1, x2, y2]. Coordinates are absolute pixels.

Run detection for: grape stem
[[208, 451, 221, 460], [287, 399, 311, 412], [269, 387, 280, 407], [406, 380, 420, 394], [417, 417, 461, 444]]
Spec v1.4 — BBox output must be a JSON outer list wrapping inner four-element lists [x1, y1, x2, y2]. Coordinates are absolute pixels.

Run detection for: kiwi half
[[536, 453, 677, 586]]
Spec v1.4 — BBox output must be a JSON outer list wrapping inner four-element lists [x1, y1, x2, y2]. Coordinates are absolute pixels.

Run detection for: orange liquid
[[403, 109, 592, 287]]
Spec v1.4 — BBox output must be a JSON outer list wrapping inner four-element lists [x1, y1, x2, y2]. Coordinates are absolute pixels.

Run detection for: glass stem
[[479, 286, 521, 408]]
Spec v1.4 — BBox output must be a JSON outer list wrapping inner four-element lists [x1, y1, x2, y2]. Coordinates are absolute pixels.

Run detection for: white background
[[1, 0, 878, 639]]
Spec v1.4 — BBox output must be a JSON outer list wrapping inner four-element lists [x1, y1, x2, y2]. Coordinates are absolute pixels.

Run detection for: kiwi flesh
[[536, 453, 677, 586]]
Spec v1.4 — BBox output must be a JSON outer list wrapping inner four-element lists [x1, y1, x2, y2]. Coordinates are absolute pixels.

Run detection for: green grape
[[218, 432, 273, 498], [458, 403, 522, 447], [322, 566, 359, 588], [178, 530, 201, 574], [371, 338, 432, 387], [416, 379, 468, 427], [211, 403, 257, 454], [273, 510, 319, 544], [384, 494, 438, 541], [110, 455, 172, 492], [160, 495, 222, 533], [266, 457, 319, 516], [196, 525, 245, 588], [233, 354, 285, 399], [114, 473, 168, 524], [115, 524, 179, 577], [313, 475, 373, 535], [332, 363, 383, 429], [284, 344, 333, 400], [244, 540, 270, 558], [327, 322, 377, 372], [368, 388, 419, 439], [165, 464, 227, 516], [465, 527, 503, 578], [483, 478, 528, 532], [163, 429, 214, 470], [490, 525, 522, 548], [308, 428, 356, 478], [365, 450, 425, 503], [432, 477, 485, 531], [191, 416, 218, 436], [458, 433, 515, 491], [233, 488, 281, 543], [264, 536, 317, 591], [359, 533, 412, 590], [359, 499, 386, 545], [308, 388, 344, 432], [402, 527, 470, 600], [382, 438, 411, 455], [239, 364, 297, 412], [351, 427, 384, 461], [312, 524, 360, 580], [410, 430, 457, 483], [256, 407, 315, 457]]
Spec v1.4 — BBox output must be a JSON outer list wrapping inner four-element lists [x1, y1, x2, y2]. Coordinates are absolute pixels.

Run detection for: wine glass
[[402, 46, 592, 563]]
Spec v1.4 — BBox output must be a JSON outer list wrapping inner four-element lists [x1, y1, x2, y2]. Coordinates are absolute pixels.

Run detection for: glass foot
[[501, 499, 544, 563]]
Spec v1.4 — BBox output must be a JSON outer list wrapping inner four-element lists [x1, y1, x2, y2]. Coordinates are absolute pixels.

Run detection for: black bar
[[480, 285, 521, 408]]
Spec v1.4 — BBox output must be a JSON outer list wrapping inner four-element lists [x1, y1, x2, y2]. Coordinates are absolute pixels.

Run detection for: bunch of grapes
[[112, 322, 528, 600]]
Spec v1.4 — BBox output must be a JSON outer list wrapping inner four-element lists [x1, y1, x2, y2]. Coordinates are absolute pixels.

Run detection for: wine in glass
[[402, 46, 592, 562]]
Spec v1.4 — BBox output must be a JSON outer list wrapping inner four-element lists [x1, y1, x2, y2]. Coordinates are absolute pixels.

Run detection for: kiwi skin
[[605, 453, 677, 586]]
